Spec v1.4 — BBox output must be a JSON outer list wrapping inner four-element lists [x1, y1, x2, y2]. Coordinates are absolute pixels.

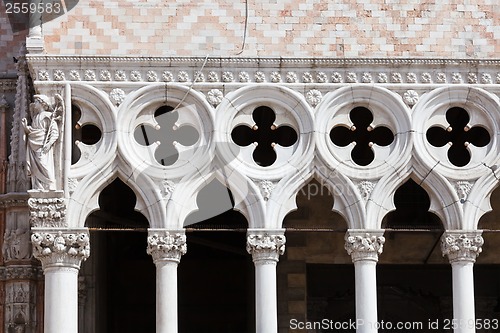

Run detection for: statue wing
[[42, 94, 64, 150]]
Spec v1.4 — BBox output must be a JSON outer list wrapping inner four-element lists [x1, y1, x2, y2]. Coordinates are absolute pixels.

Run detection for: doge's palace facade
[[2, 1, 500, 333]]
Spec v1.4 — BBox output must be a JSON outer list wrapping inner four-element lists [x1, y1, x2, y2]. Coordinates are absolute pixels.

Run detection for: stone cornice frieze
[[26, 55, 500, 86], [27, 190, 67, 228], [246, 232, 286, 264], [345, 230, 385, 262], [146, 230, 187, 264], [31, 229, 90, 270], [0, 192, 29, 208], [441, 231, 484, 263]]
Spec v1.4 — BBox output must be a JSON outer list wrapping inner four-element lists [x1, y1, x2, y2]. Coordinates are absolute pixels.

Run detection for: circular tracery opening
[[134, 105, 199, 166], [330, 107, 394, 166], [426, 107, 490, 167], [231, 106, 298, 167]]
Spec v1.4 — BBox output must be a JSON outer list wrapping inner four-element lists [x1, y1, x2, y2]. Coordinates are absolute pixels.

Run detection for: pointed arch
[[464, 173, 500, 229], [67, 155, 165, 228]]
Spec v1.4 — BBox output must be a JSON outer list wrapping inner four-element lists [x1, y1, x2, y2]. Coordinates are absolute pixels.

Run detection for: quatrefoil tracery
[[71, 104, 102, 164], [426, 107, 490, 167], [329, 107, 394, 166], [231, 106, 298, 167], [134, 105, 199, 166]]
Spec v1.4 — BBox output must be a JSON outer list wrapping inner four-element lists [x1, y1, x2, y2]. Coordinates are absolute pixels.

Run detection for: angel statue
[[22, 94, 64, 190]]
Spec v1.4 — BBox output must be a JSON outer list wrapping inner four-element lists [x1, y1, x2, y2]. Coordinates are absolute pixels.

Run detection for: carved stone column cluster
[[441, 231, 483, 333], [345, 230, 385, 333], [246, 230, 286, 333], [147, 230, 186, 333]]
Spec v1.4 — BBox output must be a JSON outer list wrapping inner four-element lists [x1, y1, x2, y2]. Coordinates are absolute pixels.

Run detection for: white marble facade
[[11, 55, 498, 333]]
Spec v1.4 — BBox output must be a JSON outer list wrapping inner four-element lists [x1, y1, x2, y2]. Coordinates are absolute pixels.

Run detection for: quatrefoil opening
[[134, 105, 199, 166], [329, 107, 394, 166], [72, 104, 102, 164], [426, 107, 490, 167], [231, 106, 298, 167]]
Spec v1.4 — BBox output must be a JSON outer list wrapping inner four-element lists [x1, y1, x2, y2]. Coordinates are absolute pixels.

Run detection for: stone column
[[246, 230, 286, 333], [345, 230, 385, 333], [31, 228, 90, 333], [441, 231, 483, 333], [147, 230, 187, 333]]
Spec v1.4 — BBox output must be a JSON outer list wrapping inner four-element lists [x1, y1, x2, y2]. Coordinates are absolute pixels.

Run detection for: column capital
[[147, 229, 187, 264], [31, 228, 90, 270], [28, 190, 68, 228], [246, 230, 286, 264], [441, 230, 483, 263], [345, 229, 385, 262]]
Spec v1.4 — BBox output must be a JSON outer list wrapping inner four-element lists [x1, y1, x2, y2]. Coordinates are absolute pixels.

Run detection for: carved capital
[[441, 231, 483, 263], [28, 190, 67, 227], [246, 232, 286, 264], [31, 229, 90, 270], [147, 230, 187, 264], [345, 230, 385, 262]]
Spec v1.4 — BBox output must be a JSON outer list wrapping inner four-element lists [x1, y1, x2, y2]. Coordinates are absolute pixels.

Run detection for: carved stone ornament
[[344, 232, 385, 262], [206, 89, 223, 107], [403, 90, 419, 107], [160, 179, 176, 199], [2, 228, 32, 261], [259, 180, 275, 201], [306, 89, 323, 107], [455, 181, 473, 204], [246, 233, 286, 264], [147, 231, 187, 263], [357, 180, 375, 201], [441, 232, 483, 263], [109, 88, 126, 106], [31, 230, 90, 269], [27, 191, 67, 227]]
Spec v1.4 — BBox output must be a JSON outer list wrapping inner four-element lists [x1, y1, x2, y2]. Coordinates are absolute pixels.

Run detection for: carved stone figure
[[3, 229, 31, 260], [22, 94, 64, 190]]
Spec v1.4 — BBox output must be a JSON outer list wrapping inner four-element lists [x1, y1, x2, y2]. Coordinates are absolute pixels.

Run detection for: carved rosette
[[147, 231, 187, 264], [246, 233, 286, 264], [441, 231, 483, 263], [31, 230, 90, 269], [344, 231, 385, 262], [28, 192, 67, 227]]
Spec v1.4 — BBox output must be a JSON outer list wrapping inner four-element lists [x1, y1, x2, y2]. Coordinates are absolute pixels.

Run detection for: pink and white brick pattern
[[0, 5, 28, 74], [32, 0, 500, 58]]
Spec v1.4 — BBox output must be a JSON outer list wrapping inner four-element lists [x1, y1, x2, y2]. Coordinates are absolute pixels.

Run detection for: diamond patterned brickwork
[[41, 0, 500, 58], [0, 4, 28, 74]]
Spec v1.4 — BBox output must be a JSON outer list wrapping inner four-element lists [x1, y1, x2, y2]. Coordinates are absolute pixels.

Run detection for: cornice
[[0, 192, 29, 208], [26, 56, 500, 86], [25, 55, 500, 66]]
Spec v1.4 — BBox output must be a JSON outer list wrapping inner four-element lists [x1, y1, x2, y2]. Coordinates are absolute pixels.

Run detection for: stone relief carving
[[160, 179, 175, 200], [147, 231, 187, 263], [84, 70, 96, 81], [455, 181, 473, 203], [246, 233, 286, 263], [305, 89, 322, 107], [345, 232, 385, 261], [286, 72, 298, 83], [31, 231, 90, 268], [357, 180, 375, 201], [2, 229, 31, 261], [441, 232, 483, 263], [259, 180, 275, 201], [206, 89, 223, 107], [403, 90, 419, 107], [28, 195, 67, 227], [22, 94, 64, 190], [109, 88, 126, 106]]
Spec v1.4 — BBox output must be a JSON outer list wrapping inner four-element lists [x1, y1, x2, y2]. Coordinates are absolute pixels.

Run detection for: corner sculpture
[[22, 94, 64, 190]]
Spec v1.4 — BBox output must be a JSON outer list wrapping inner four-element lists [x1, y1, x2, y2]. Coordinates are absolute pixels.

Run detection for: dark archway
[[179, 179, 254, 333], [80, 179, 155, 333]]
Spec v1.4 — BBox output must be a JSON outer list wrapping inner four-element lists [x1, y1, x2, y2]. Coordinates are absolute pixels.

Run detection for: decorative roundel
[[215, 85, 314, 180], [69, 85, 115, 179], [118, 84, 215, 180], [413, 86, 500, 179], [315, 86, 413, 179]]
